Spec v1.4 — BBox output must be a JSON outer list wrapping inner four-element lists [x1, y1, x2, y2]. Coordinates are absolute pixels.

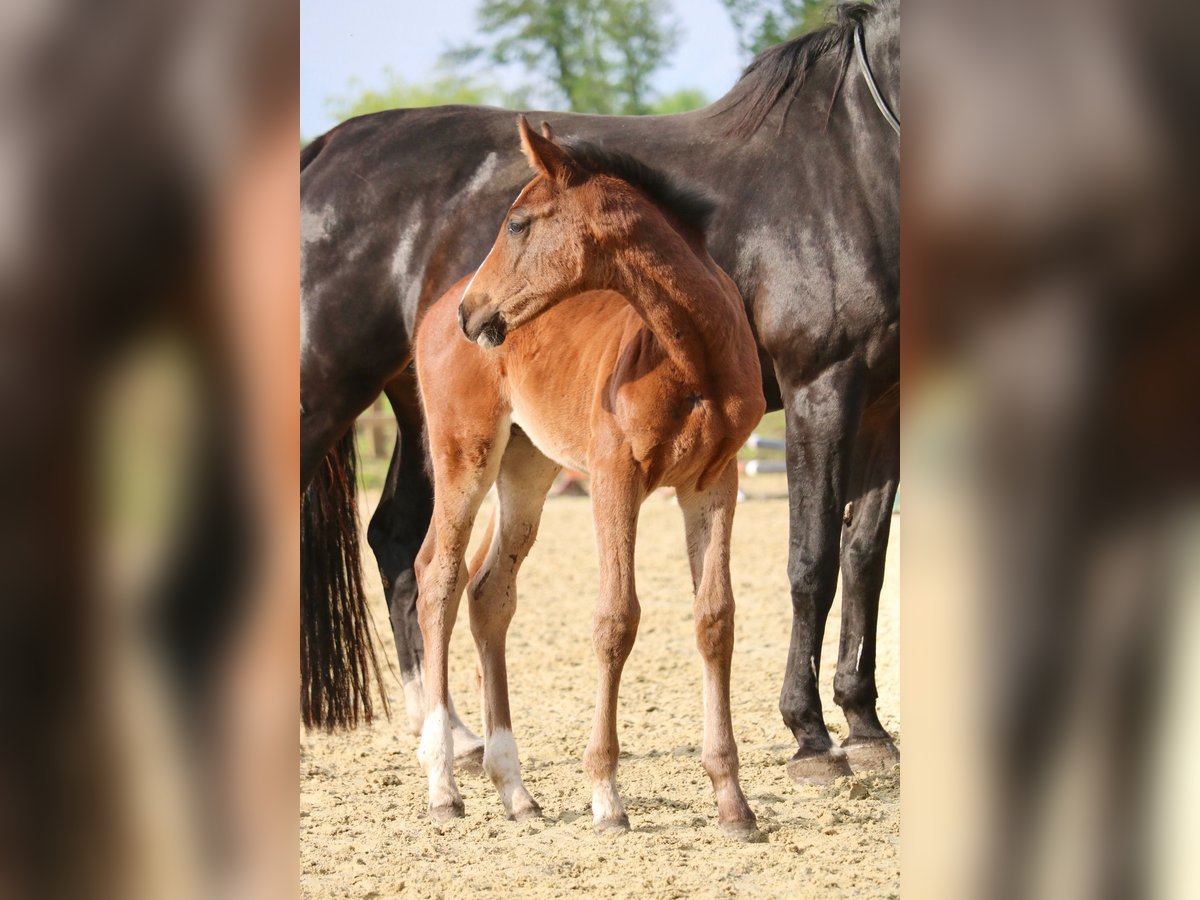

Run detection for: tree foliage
[[448, 0, 682, 115], [645, 88, 709, 114], [719, 0, 834, 59], [325, 69, 513, 122]]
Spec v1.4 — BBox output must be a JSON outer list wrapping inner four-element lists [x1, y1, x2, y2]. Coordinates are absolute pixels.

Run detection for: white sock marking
[[417, 705, 460, 809], [591, 777, 625, 824], [484, 728, 534, 816], [401, 668, 425, 735]]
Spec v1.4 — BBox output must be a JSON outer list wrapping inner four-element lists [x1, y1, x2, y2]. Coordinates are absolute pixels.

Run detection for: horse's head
[[458, 116, 617, 348]]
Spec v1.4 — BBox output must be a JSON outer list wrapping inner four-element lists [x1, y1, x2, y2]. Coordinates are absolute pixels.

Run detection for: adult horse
[[301, 0, 899, 782]]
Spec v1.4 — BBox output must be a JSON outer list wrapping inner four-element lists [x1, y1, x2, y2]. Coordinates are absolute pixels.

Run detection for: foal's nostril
[[477, 313, 508, 349], [456, 303, 468, 337]]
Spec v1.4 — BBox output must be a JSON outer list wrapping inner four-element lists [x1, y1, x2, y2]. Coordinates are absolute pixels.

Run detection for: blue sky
[[300, 0, 745, 138]]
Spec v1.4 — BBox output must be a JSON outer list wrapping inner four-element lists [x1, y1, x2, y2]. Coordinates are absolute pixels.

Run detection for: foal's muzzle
[[459, 299, 508, 349]]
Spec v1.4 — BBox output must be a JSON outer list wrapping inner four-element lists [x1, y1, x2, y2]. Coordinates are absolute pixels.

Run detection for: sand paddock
[[302, 478, 899, 898]]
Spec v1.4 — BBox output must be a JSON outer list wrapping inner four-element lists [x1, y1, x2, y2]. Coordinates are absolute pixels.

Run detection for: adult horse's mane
[[714, 0, 892, 137], [559, 138, 717, 234]]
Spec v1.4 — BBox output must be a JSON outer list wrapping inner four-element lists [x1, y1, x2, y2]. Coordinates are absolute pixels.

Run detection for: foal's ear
[[517, 114, 577, 186]]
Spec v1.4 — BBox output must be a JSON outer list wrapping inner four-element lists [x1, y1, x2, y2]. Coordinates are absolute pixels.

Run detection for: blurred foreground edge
[[904, 0, 1199, 898], [0, 1, 298, 898]]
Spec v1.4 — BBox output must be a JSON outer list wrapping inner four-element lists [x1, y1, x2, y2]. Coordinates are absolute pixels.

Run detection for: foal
[[414, 117, 766, 839]]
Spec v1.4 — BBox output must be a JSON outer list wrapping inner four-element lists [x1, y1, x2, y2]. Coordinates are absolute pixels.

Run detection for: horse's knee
[[593, 602, 640, 662], [787, 551, 838, 605], [695, 597, 734, 660], [416, 550, 462, 615]]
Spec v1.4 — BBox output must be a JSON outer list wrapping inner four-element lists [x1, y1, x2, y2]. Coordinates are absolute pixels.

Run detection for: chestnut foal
[[413, 117, 766, 839]]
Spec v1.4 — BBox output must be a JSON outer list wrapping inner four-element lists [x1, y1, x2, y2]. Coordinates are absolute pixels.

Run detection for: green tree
[[646, 88, 709, 114], [448, 0, 681, 115], [325, 69, 510, 122], [719, 0, 834, 59]]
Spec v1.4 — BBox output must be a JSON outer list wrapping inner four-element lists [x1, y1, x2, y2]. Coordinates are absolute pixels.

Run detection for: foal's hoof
[[842, 738, 899, 771], [593, 813, 631, 836], [453, 743, 485, 775], [785, 747, 853, 785], [719, 818, 766, 843], [428, 800, 465, 824], [509, 800, 543, 822]]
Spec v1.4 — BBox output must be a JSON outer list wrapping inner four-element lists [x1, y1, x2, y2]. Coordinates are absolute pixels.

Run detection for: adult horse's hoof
[[453, 743, 485, 774], [842, 738, 899, 771], [719, 819, 766, 843], [593, 813, 631, 836], [785, 747, 852, 785], [428, 800, 465, 824]]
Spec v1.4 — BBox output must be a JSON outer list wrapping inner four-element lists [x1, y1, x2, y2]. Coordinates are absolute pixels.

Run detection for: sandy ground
[[301, 474, 899, 898]]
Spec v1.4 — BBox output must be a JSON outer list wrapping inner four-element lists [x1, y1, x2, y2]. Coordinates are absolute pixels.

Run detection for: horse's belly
[[509, 400, 589, 473]]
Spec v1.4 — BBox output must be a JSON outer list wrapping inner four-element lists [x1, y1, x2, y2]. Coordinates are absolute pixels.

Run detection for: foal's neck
[[612, 218, 731, 380]]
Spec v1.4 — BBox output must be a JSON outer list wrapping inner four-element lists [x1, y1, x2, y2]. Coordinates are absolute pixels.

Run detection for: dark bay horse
[[301, 0, 898, 783]]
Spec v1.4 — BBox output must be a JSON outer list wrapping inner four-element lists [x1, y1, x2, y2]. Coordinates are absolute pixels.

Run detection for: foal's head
[[458, 115, 713, 348]]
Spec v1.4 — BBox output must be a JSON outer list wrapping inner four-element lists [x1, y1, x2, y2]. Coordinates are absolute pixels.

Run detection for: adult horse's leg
[[834, 395, 900, 768], [778, 361, 864, 783], [367, 372, 484, 767], [583, 461, 644, 834], [466, 428, 560, 820], [677, 462, 760, 841], [414, 420, 509, 822]]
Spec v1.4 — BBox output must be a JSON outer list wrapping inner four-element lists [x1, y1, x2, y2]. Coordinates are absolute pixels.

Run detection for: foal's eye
[[507, 219, 528, 236]]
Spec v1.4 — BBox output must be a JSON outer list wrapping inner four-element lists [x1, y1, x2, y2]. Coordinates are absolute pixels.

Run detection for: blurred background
[[302, 0, 836, 137], [2, 0, 1199, 897]]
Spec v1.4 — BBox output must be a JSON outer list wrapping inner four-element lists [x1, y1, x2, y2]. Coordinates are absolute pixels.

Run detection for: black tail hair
[[300, 429, 389, 729]]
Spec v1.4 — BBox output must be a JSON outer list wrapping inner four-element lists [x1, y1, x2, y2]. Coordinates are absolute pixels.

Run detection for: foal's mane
[[560, 138, 716, 235], [713, 0, 893, 138]]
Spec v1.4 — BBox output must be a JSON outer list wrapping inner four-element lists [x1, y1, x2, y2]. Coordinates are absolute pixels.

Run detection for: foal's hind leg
[[678, 463, 761, 841], [415, 422, 509, 822], [467, 429, 560, 820], [583, 462, 644, 834]]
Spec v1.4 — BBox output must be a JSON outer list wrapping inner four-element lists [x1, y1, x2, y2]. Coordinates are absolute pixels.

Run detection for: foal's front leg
[[583, 463, 644, 834], [415, 426, 509, 822], [678, 462, 761, 841], [467, 429, 560, 820]]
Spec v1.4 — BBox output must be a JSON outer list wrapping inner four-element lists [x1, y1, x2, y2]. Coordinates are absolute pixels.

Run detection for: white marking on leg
[[417, 705, 460, 810], [855, 637, 864, 672], [810, 655, 818, 680], [401, 667, 425, 736], [591, 776, 625, 824], [484, 728, 535, 817]]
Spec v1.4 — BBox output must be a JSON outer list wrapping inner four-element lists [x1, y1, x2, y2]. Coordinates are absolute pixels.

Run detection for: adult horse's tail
[[300, 429, 388, 729]]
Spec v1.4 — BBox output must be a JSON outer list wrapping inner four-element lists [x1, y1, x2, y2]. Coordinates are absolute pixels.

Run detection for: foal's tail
[[300, 429, 389, 730]]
